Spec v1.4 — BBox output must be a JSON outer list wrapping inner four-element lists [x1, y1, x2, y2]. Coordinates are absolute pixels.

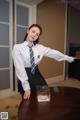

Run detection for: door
[[0, 0, 13, 98], [66, 5, 80, 80]]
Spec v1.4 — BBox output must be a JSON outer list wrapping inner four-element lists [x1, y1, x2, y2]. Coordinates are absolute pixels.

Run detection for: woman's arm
[[12, 45, 30, 91], [41, 45, 74, 63]]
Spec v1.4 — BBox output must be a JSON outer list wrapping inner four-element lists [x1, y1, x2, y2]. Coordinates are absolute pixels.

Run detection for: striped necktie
[[28, 45, 35, 74]]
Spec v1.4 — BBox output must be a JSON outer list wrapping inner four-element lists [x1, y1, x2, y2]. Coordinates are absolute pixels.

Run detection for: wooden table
[[18, 87, 80, 120]]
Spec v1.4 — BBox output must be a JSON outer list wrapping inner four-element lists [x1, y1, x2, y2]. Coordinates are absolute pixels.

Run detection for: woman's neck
[[26, 39, 33, 46]]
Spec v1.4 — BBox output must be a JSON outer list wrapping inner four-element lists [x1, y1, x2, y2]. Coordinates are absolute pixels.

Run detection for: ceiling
[[17, 0, 45, 5], [17, 0, 80, 10]]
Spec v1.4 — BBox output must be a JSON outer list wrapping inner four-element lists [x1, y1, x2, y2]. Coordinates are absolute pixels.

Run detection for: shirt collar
[[24, 41, 34, 47]]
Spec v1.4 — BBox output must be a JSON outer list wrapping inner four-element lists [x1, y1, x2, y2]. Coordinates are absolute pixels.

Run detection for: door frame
[[13, 0, 37, 91]]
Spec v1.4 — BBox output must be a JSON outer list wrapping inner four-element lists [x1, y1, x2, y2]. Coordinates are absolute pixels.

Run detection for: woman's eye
[[32, 30, 39, 37], [32, 30, 35, 34], [36, 34, 39, 37]]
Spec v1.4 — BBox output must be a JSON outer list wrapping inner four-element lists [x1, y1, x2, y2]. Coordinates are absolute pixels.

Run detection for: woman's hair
[[24, 24, 42, 45]]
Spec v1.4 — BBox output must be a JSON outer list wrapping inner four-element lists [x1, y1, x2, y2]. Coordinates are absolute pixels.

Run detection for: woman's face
[[27, 26, 40, 43]]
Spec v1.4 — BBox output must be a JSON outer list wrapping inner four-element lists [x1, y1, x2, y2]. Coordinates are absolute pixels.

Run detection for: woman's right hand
[[23, 90, 31, 100]]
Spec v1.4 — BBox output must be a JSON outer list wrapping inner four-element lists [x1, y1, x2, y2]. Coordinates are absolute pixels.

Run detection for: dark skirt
[[18, 66, 48, 96]]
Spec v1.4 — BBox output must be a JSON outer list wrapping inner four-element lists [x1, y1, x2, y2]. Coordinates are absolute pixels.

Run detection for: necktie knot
[[28, 44, 33, 48]]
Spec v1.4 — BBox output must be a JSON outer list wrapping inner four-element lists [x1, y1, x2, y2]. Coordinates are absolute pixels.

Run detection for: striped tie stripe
[[28, 46, 35, 74]]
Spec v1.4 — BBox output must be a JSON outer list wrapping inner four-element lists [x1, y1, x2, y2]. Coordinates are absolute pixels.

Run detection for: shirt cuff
[[65, 55, 74, 63], [22, 80, 30, 91]]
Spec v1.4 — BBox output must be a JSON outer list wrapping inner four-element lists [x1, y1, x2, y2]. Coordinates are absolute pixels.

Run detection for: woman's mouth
[[31, 37, 35, 40]]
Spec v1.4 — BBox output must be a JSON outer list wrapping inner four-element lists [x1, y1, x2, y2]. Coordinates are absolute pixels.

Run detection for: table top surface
[[18, 87, 80, 120]]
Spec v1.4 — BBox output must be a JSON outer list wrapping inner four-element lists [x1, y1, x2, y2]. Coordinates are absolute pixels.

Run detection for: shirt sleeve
[[41, 45, 74, 63], [12, 45, 30, 91]]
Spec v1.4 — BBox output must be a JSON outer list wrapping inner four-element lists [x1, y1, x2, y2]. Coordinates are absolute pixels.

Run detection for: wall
[[37, 0, 66, 79]]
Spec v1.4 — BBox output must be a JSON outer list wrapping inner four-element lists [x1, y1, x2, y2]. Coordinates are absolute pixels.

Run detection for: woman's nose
[[33, 34, 37, 37]]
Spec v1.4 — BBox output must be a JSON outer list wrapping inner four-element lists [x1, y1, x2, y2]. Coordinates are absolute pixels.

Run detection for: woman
[[12, 24, 74, 100]]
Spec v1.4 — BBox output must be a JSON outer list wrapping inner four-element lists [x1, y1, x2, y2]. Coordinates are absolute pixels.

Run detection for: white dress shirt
[[12, 41, 74, 91]]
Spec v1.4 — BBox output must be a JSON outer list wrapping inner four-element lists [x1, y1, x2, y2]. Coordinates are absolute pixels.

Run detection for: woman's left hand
[[23, 90, 31, 100], [68, 57, 75, 63]]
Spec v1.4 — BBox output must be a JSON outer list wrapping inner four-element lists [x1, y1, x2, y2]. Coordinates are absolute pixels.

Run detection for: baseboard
[[0, 89, 14, 99], [46, 75, 64, 85]]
